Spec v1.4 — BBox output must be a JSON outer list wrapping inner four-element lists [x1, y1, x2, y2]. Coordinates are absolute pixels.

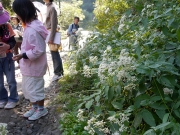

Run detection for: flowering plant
[[60, 0, 180, 134]]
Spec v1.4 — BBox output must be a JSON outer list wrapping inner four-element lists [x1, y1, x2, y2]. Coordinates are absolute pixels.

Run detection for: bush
[[60, 0, 180, 134]]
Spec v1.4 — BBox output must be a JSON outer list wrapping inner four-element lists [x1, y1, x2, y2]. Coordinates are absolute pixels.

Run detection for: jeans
[[0, 53, 19, 102], [51, 51, 64, 76]]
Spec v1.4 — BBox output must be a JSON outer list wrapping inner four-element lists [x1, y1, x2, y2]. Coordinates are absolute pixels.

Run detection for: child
[[12, 0, 48, 120], [11, 15, 23, 66], [0, 3, 19, 109]]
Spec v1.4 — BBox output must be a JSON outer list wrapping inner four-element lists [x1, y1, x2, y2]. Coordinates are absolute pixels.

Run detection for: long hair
[[12, 0, 37, 24]]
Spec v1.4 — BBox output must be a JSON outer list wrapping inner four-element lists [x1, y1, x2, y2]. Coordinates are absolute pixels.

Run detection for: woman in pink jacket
[[12, 0, 48, 120]]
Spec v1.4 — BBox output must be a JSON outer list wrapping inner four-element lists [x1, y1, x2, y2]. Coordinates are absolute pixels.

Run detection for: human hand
[[48, 40, 54, 44], [0, 42, 10, 54], [12, 54, 23, 61]]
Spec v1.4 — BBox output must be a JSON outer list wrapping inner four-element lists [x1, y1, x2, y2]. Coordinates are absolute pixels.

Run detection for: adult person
[[67, 17, 80, 50], [11, 15, 23, 66], [35, 7, 43, 22], [0, 3, 19, 109], [43, 0, 64, 82]]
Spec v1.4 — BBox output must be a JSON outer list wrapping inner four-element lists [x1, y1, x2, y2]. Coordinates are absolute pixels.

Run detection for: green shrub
[[60, 0, 180, 134]]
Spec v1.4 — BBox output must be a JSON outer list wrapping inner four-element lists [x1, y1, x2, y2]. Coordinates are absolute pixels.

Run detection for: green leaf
[[174, 101, 180, 109], [142, 17, 148, 28], [157, 75, 175, 88], [115, 85, 121, 95], [133, 113, 142, 129], [143, 129, 156, 135], [124, 105, 135, 113], [108, 87, 114, 101], [111, 101, 122, 110], [85, 99, 94, 109], [150, 103, 166, 110], [163, 114, 169, 123], [95, 95, 100, 103], [148, 63, 162, 68], [150, 96, 161, 102], [176, 29, 180, 42], [141, 109, 156, 127], [95, 106, 102, 115], [175, 50, 180, 67], [156, 110, 166, 120], [162, 26, 170, 36], [104, 86, 109, 98], [168, 18, 175, 27], [152, 122, 171, 131], [134, 94, 150, 108], [174, 110, 180, 118], [114, 10, 119, 15]]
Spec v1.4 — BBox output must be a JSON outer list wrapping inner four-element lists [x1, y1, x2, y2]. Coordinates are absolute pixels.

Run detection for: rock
[[26, 120, 34, 125], [8, 122, 16, 127], [14, 130, 21, 134], [27, 129, 33, 135], [38, 119, 44, 125], [45, 131, 52, 135], [7, 133, 13, 135], [32, 125, 40, 132], [30, 123, 34, 128], [51, 129, 61, 135], [14, 126, 21, 130], [11, 114, 18, 119]]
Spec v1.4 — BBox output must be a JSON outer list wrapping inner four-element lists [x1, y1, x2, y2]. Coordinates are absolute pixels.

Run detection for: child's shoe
[[28, 108, 48, 121], [0, 101, 7, 109], [23, 107, 37, 118]]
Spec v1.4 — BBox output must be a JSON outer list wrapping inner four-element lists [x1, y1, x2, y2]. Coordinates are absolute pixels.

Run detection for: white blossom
[[77, 109, 84, 121], [69, 63, 78, 75], [89, 56, 98, 64], [124, 83, 136, 91], [83, 65, 91, 78], [163, 88, 173, 95], [112, 131, 120, 135]]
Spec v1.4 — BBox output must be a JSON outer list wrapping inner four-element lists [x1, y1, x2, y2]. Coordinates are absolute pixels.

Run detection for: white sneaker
[[28, 108, 48, 121], [51, 74, 63, 82], [23, 107, 37, 118], [0, 101, 7, 109], [4, 102, 18, 109]]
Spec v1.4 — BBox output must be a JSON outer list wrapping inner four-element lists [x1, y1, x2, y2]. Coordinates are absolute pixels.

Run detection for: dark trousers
[[50, 51, 64, 76]]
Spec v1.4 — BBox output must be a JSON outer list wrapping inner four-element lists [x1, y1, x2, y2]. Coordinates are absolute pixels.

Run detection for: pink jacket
[[20, 20, 48, 77]]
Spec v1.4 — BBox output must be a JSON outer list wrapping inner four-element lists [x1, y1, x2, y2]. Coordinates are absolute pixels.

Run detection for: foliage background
[[59, 0, 180, 135]]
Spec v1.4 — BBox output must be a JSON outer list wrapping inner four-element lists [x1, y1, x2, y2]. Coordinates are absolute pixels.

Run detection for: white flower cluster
[[77, 109, 84, 121], [118, 15, 126, 33], [118, 49, 134, 66], [89, 56, 98, 65], [83, 65, 91, 78], [69, 63, 78, 75], [98, 47, 137, 88], [84, 117, 109, 135], [108, 113, 129, 133], [112, 131, 120, 135], [163, 88, 173, 95], [124, 83, 136, 91]]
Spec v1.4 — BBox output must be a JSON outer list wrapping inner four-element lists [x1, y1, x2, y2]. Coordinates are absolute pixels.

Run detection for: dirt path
[[0, 48, 68, 135]]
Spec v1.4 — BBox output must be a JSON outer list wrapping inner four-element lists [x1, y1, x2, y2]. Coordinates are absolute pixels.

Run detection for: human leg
[[3, 53, 19, 104], [51, 51, 64, 76], [0, 58, 8, 108]]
